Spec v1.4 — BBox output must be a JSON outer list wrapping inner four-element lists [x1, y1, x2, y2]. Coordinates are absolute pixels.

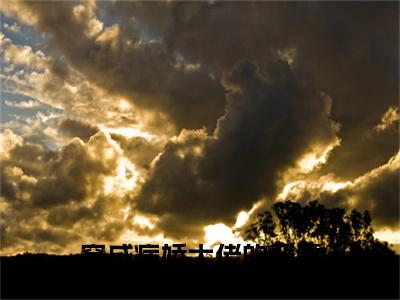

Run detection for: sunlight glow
[[299, 153, 322, 172], [204, 223, 245, 253], [121, 206, 131, 221], [374, 229, 400, 244], [276, 181, 304, 201], [134, 215, 155, 230], [118, 99, 131, 111], [322, 181, 351, 193], [64, 82, 78, 94], [277, 178, 352, 202], [103, 157, 139, 196], [298, 139, 341, 173], [234, 211, 249, 228], [100, 126, 154, 140], [204, 224, 233, 245], [193, 146, 202, 156], [119, 231, 173, 246]]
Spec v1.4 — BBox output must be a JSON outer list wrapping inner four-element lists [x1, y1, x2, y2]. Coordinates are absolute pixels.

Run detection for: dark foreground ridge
[[1, 253, 399, 299]]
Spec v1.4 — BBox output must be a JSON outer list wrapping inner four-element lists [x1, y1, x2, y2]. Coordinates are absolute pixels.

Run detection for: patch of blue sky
[[96, 1, 119, 28], [1, 13, 46, 52], [3, 64, 26, 75], [3, 109, 65, 150], [1, 90, 63, 124], [0, 15, 61, 128], [1, 14, 68, 67], [1, 94, 67, 150]]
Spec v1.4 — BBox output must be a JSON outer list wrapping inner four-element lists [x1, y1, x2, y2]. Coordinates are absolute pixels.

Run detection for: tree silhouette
[[245, 211, 277, 245], [245, 200, 394, 256]]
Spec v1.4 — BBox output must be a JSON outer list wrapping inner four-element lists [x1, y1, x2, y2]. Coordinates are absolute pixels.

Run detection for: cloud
[[58, 118, 99, 142], [0, 1, 398, 252], [349, 152, 400, 229], [4, 2, 396, 175], [0, 0, 38, 26], [2, 0, 226, 132], [0, 129, 23, 159], [30, 138, 112, 208], [273, 151, 400, 230], [110, 133, 163, 170], [135, 61, 339, 239], [1, 132, 116, 207], [375, 106, 399, 132], [0, 129, 158, 255], [4, 99, 42, 109], [3, 22, 21, 34], [72, 0, 103, 38], [110, 1, 398, 179], [1, 32, 50, 71], [1, 33, 173, 148]]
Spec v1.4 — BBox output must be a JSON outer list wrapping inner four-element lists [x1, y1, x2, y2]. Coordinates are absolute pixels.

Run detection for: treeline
[[244, 200, 394, 256], [2, 251, 399, 298]]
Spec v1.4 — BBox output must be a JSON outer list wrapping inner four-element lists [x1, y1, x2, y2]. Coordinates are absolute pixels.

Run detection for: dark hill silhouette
[[1, 201, 399, 299], [1, 253, 398, 298]]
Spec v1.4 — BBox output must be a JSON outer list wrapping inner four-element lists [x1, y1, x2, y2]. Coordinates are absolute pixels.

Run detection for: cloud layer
[[135, 61, 339, 239], [0, 1, 398, 253]]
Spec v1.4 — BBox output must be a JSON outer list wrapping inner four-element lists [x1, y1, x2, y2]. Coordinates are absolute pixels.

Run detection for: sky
[[0, 1, 399, 255]]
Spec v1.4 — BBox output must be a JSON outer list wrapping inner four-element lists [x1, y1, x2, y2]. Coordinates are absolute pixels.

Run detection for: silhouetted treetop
[[245, 200, 394, 256]]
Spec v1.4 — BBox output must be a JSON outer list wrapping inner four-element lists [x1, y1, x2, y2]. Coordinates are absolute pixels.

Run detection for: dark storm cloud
[[357, 166, 399, 229], [327, 167, 400, 230], [5, 143, 55, 178], [110, 1, 398, 178], [1, 1, 398, 247], [1, 132, 117, 209], [273, 152, 400, 231], [317, 123, 399, 179], [0, 139, 111, 207], [47, 205, 95, 227], [0, 130, 135, 253], [58, 118, 99, 142], [31, 137, 114, 208], [16, 227, 81, 246], [7, 1, 397, 174], [110, 133, 162, 170], [135, 61, 339, 239], [104, 1, 398, 236], [345, 154, 400, 229]]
